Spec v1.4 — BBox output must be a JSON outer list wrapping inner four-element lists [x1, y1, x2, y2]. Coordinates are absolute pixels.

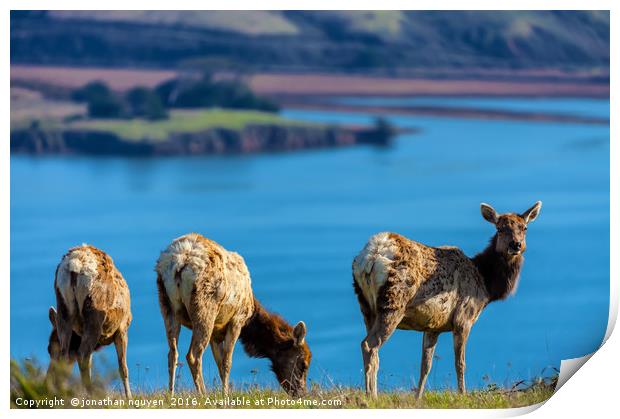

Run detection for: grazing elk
[[156, 233, 311, 396], [352, 201, 542, 398], [48, 245, 132, 398]]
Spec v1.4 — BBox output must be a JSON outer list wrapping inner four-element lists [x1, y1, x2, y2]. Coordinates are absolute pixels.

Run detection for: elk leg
[[55, 297, 74, 361], [361, 309, 404, 398], [217, 322, 243, 394], [78, 300, 105, 393], [157, 273, 181, 394], [164, 317, 181, 394], [416, 331, 440, 400], [186, 307, 216, 395], [77, 327, 99, 392], [353, 280, 375, 332], [114, 331, 132, 398], [187, 329, 213, 394], [77, 353, 93, 390], [210, 339, 225, 387], [56, 322, 73, 362], [453, 326, 471, 394]]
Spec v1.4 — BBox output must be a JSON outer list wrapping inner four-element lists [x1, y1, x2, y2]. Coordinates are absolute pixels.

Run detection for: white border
[[3, 2, 617, 418], [3, 1, 618, 10]]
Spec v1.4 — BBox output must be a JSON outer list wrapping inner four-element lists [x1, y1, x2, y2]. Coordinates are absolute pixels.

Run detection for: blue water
[[10, 98, 609, 394], [335, 96, 610, 119]]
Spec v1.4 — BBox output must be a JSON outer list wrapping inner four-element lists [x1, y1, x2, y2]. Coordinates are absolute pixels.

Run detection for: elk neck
[[239, 298, 293, 361], [471, 234, 523, 303]]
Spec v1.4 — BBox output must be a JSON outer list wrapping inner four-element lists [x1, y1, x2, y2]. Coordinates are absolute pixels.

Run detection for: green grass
[[11, 359, 555, 409], [119, 386, 553, 409], [67, 109, 305, 141]]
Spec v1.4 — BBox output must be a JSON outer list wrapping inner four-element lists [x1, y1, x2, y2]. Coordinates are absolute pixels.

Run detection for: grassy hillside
[[49, 11, 299, 36], [11, 11, 609, 74]]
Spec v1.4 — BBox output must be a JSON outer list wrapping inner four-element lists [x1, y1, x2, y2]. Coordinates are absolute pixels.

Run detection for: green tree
[[125, 87, 168, 120], [72, 81, 124, 119], [71, 81, 112, 103], [155, 77, 279, 112], [87, 96, 124, 119]]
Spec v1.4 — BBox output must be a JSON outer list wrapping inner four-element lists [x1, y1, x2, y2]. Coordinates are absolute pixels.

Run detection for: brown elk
[[48, 245, 132, 398], [156, 233, 311, 396], [352, 201, 542, 398]]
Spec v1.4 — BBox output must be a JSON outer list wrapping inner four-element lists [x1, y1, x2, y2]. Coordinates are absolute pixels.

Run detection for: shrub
[[373, 117, 396, 139], [87, 95, 124, 119], [125, 87, 167, 120], [156, 76, 279, 113], [72, 75, 278, 120], [72, 82, 169, 120], [356, 117, 396, 146], [72, 81, 124, 119], [71, 81, 112, 103]]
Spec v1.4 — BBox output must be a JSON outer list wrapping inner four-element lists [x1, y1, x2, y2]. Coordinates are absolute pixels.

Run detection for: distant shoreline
[[10, 123, 400, 157], [250, 72, 609, 99], [10, 65, 609, 133], [11, 65, 609, 98], [278, 99, 609, 125]]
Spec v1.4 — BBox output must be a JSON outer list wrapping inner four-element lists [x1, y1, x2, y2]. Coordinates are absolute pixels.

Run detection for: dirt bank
[[250, 73, 609, 98], [11, 123, 398, 157]]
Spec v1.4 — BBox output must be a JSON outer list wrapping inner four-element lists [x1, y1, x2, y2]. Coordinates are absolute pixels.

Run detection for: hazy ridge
[[11, 11, 609, 74]]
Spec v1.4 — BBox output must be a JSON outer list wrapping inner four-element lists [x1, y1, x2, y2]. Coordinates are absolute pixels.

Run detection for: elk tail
[[174, 264, 187, 288]]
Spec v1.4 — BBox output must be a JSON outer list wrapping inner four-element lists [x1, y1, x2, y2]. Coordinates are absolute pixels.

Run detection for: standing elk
[[156, 233, 311, 396], [352, 201, 542, 398], [48, 244, 132, 398]]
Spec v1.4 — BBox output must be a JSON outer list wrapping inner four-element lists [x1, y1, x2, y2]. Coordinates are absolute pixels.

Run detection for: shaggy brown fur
[[352, 202, 541, 398], [472, 236, 523, 302], [240, 298, 312, 395], [48, 245, 132, 398], [156, 233, 310, 396]]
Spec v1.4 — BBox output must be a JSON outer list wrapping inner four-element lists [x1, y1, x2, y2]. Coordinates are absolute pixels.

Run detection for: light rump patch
[[353, 232, 398, 313], [55, 245, 98, 315], [352, 201, 542, 399]]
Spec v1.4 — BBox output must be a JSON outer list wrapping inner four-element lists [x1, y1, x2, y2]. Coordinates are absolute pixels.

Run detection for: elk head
[[271, 321, 312, 397], [481, 201, 542, 257]]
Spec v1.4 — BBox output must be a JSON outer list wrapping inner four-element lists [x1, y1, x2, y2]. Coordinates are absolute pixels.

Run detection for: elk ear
[[293, 321, 306, 346], [521, 201, 542, 224], [48, 307, 57, 327], [480, 203, 498, 225]]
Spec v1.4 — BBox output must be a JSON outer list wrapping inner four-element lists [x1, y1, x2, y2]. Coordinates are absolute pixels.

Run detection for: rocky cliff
[[11, 123, 394, 156]]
